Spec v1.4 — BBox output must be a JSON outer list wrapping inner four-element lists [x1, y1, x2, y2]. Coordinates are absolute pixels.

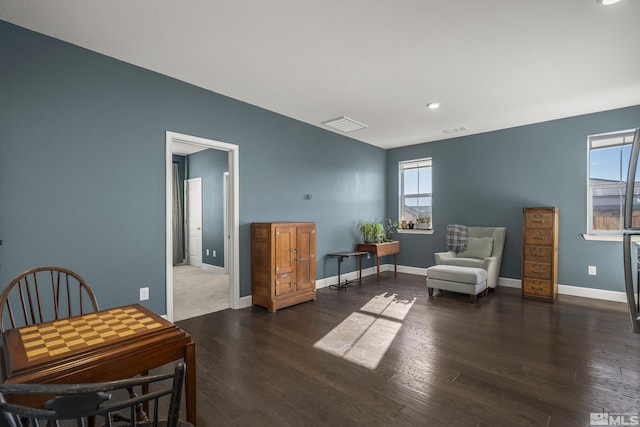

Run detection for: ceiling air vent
[[322, 116, 368, 133], [443, 126, 467, 134]]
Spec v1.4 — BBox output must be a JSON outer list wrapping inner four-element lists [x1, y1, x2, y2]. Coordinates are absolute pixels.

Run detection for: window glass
[[588, 130, 639, 233]]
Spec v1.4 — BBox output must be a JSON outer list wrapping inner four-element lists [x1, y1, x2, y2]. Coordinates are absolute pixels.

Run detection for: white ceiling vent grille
[[322, 116, 368, 133], [443, 126, 468, 134]]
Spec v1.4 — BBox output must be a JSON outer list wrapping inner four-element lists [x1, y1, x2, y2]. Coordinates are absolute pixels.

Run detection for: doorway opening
[[165, 131, 239, 322]]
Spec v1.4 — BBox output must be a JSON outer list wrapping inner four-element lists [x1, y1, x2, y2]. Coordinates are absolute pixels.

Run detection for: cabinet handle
[[532, 220, 545, 224], [531, 286, 544, 291], [531, 269, 544, 274], [532, 253, 544, 257]]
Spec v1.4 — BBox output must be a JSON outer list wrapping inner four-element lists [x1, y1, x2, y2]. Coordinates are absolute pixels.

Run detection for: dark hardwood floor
[[176, 272, 640, 427]]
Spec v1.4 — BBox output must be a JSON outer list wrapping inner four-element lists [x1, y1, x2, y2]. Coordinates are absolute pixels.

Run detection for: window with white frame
[[588, 129, 640, 234], [399, 158, 432, 227]]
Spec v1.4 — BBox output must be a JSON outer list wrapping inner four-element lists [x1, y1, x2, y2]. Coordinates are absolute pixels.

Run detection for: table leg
[[329, 256, 350, 290], [376, 255, 380, 282], [358, 254, 363, 286], [185, 341, 197, 425], [394, 253, 397, 277]]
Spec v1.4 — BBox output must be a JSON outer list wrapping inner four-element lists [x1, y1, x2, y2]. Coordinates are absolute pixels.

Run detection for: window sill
[[581, 233, 640, 242], [397, 228, 434, 235]]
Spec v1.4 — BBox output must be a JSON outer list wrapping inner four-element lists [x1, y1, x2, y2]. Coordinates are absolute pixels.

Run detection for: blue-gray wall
[[0, 21, 385, 314], [387, 105, 640, 292]]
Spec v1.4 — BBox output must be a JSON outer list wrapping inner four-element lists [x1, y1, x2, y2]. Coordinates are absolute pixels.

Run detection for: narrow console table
[[356, 241, 400, 281], [327, 251, 368, 290]]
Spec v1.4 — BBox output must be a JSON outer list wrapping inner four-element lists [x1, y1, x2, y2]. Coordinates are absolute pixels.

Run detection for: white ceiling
[[2, 0, 639, 149]]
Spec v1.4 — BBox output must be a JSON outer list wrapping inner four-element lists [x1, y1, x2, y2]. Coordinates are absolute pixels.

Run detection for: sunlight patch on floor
[[314, 292, 416, 370]]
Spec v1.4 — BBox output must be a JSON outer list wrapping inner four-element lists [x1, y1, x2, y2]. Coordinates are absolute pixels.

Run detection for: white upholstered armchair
[[434, 226, 507, 288]]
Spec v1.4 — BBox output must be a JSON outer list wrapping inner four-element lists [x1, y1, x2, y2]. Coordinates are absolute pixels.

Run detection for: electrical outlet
[[588, 266, 597, 276], [367, 253, 371, 259], [213, 250, 216, 257], [206, 249, 210, 256], [139, 287, 149, 301]]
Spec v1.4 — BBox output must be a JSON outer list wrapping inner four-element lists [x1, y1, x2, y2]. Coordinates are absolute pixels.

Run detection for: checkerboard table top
[[18, 306, 165, 362]]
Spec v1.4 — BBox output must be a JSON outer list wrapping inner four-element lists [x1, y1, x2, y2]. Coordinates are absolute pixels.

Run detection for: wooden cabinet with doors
[[522, 207, 559, 302], [251, 222, 316, 312]]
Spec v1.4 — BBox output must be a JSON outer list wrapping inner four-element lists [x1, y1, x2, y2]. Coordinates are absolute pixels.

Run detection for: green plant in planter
[[416, 215, 431, 229], [383, 217, 398, 241], [359, 221, 385, 243]]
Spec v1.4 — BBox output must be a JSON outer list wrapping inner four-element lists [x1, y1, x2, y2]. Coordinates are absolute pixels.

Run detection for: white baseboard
[[245, 264, 629, 308], [237, 295, 252, 309], [316, 266, 379, 289], [497, 277, 521, 289], [398, 265, 428, 276], [497, 277, 627, 303], [201, 263, 226, 274], [557, 284, 628, 303]]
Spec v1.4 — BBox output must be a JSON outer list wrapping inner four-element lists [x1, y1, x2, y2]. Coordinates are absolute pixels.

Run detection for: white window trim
[[397, 229, 434, 235], [586, 129, 637, 237], [582, 233, 640, 242], [399, 157, 433, 229]]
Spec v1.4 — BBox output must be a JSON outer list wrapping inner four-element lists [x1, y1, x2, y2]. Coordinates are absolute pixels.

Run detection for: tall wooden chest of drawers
[[251, 222, 316, 312], [522, 207, 559, 302]]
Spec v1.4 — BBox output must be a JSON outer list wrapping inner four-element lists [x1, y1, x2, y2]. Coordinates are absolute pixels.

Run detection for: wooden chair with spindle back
[[0, 266, 155, 423], [0, 266, 99, 332], [0, 362, 192, 427]]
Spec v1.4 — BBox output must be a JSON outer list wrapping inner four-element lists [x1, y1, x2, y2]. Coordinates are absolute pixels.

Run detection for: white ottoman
[[426, 265, 488, 303]]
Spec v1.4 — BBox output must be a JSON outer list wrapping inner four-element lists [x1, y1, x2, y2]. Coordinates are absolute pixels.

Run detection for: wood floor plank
[[177, 273, 640, 426]]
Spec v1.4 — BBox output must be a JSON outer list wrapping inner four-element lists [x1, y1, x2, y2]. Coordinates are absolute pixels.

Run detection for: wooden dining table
[[0, 303, 197, 425]]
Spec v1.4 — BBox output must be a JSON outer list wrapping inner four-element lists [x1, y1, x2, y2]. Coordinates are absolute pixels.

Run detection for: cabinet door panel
[[524, 228, 553, 245], [274, 226, 296, 274], [275, 273, 295, 297], [296, 224, 316, 291], [525, 211, 554, 228], [523, 278, 551, 296], [524, 245, 552, 262], [523, 261, 552, 279]]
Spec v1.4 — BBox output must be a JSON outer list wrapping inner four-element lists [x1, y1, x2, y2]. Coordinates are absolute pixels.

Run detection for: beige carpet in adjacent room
[[173, 265, 230, 321]]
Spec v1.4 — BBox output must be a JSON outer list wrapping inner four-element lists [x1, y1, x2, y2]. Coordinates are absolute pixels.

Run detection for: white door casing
[[165, 131, 240, 322], [223, 171, 230, 274]]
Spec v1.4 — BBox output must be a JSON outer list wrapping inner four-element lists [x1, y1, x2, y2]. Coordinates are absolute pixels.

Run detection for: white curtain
[[172, 163, 184, 265]]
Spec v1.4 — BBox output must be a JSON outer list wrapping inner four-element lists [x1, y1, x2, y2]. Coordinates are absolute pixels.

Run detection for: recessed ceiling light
[[597, 0, 623, 5], [322, 116, 367, 133], [426, 102, 441, 110]]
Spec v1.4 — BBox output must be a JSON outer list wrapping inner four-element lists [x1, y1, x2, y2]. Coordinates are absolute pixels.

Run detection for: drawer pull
[[532, 269, 544, 274], [533, 237, 544, 240], [532, 253, 544, 257], [531, 286, 544, 291], [532, 220, 545, 224]]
